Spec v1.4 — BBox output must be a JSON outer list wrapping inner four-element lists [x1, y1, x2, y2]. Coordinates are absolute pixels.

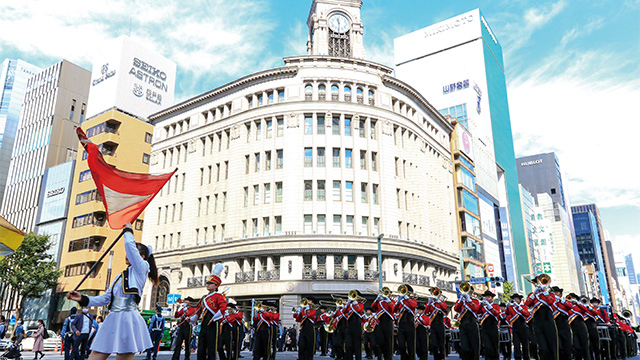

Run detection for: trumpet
[[428, 287, 447, 302], [580, 297, 589, 305], [538, 274, 551, 286], [459, 281, 473, 295]]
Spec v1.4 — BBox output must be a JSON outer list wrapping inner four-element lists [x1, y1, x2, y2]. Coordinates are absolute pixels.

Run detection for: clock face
[[329, 14, 350, 33]]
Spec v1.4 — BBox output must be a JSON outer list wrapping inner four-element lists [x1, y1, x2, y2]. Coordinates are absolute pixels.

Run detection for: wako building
[[141, 0, 460, 322], [393, 9, 523, 291]]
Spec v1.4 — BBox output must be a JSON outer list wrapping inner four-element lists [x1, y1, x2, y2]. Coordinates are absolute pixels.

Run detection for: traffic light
[[485, 276, 504, 287]]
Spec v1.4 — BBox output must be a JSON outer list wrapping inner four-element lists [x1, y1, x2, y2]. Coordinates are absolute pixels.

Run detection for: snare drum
[[597, 325, 611, 342], [499, 326, 511, 343], [449, 329, 460, 342]]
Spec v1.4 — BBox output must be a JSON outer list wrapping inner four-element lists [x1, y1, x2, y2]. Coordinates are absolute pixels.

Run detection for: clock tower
[[307, 0, 365, 59]]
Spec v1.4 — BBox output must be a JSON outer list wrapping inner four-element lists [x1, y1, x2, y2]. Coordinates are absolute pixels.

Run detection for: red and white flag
[[77, 127, 175, 229]]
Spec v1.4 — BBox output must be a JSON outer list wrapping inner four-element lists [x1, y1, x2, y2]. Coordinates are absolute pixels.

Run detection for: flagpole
[[73, 229, 126, 292]]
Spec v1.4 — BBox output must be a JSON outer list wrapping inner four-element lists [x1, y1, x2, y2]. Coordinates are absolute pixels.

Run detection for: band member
[[253, 302, 270, 360], [317, 306, 331, 357], [426, 290, 448, 360], [65, 225, 156, 359], [219, 304, 235, 360], [344, 291, 364, 360], [506, 294, 530, 360], [479, 290, 501, 360], [174, 297, 197, 360], [499, 303, 512, 360], [567, 293, 590, 360], [363, 308, 378, 359], [415, 305, 431, 360], [585, 298, 602, 360], [612, 312, 624, 360], [525, 275, 558, 360], [231, 306, 244, 360], [443, 315, 453, 356], [293, 297, 317, 360], [269, 305, 280, 359], [332, 300, 347, 360], [372, 288, 396, 360], [395, 285, 417, 360], [191, 264, 228, 360], [551, 287, 573, 360], [453, 283, 480, 360]]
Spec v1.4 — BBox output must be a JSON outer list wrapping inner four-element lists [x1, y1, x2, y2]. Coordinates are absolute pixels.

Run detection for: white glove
[[189, 314, 199, 324], [212, 310, 223, 322]]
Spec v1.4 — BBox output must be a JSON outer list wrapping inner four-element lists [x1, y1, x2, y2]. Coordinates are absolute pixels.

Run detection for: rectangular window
[[245, 155, 250, 174], [345, 149, 352, 168], [360, 150, 367, 169], [305, 115, 313, 135], [304, 148, 313, 167], [254, 185, 260, 205], [333, 215, 342, 234], [457, 166, 476, 191], [79, 169, 92, 182], [222, 192, 227, 211], [459, 189, 479, 216], [255, 153, 261, 172], [264, 183, 271, 204], [317, 180, 325, 201], [243, 220, 248, 238], [304, 180, 313, 201], [244, 187, 249, 207], [145, 132, 153, 143], [344, 118, 352, 136], [459, 156, 474, 171], [359, 120, 366, 138], [80, 103, 86, 123], [263, 217, 270, 236], [266, 119, 273, 138], [277, 150, 283, 169], [179, 202, 183, 220], [371, 152, 378, 171], [333, 148, 340, 167], [253, 218, 259, 237], [224, 161, 229, 179], [276, 182, 283, 202], [317, 148, 325, 167], [370, 120, 377, 139], [372, 184, 379, 204], [213, 194, 218, 213], [317, 116, 325, 135], [374, 217, 381, 234], [255, 121, 262, 140], [361, 183, 368, 203], [346, 215, 354, 234], [265, 151, 271, 170], [362, 216, 369, 236], [277, 118, 284, 137], [345, 181, 353, 202], [275, 216, 282, 235], [70, 99, 76, 120], [205, 196, 210, 215], [397, 189, 402, 208], [318, 215, 326, 234], [304, 215, 313, 234], [278, 90, 285, 103], [333, 180, 341, 201], [332, 116, 340, 135]]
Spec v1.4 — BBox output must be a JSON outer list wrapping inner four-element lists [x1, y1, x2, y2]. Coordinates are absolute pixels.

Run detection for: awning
[[0, 215, 25, 259]]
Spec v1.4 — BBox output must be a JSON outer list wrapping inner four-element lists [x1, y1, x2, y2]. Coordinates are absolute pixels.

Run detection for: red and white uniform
[[478, 300, 501, 325], [362, 312, 378, 327], [318, 311, 332, 325], [271, 311, 280, 326], [344, 300, 364, 319], [569, 301, 589, 321], [372, 296, 396, 320], [253, 309, 269, 330], [425, 298, 448, 322], [394, 295, 417, 322], [443, 316, 452, 330], [175, 304, 196, 324], [415, 313, 431, 329], [525, 288, 556, 315], [454, 296, 480, 320], [552, 297, 574, 320], [192, 291, 227, 323], [294, 307, 317, 325], [233, 311, 244, 327], [506, 301, 531, 326]]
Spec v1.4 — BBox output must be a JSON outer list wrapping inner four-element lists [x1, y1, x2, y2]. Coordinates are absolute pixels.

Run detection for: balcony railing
[[187, 276, 203, 288], [235, 271, 255, 283], [258, 269, 280, 281], [403, 273, 418, 284], [364, 270, 386, 281]]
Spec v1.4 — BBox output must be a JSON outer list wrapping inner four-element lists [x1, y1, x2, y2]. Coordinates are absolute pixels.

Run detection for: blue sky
[[1, 0, 639, 253]]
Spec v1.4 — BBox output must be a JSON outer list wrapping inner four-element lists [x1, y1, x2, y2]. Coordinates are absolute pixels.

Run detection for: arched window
[[151, 276, 170, 307], [331, 84, 339, 101], [305, 84, 313, 101], [318, 84, 326, 100], [368, 89, 375, 105], [344, 85, 352, 102], [356, 87, 364, 104]]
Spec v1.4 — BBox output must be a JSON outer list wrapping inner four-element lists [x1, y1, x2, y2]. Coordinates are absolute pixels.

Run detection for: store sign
[[486, 263, 495, 276], [543, 262, 552, 274], [456, 126, 474, 160], [443, 79, 469, 94], [46, 187, 65, 198], [423, 13, 474, 38], [92, 63, 116, 86], [521, 159, 543, 167]]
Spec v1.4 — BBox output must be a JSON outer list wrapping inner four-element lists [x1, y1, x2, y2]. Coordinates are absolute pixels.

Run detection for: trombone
[[347, 290, 367, 304], [397, 284, 419, 299]]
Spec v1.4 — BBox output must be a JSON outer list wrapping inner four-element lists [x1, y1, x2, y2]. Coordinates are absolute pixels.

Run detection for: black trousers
[[319, 326, 328, 355], [375, 315, 394, 360], [430, 313, 446, 360], [147, 330, 164, 359], [334, 320, 347, 360], [397, 316, 415, 360], [481, 316, 499, 360], [198, 321, 220, 360], [586, 319, 600, 360], [500, 326, 512, 360], [298, 320, 316, 360], [271, 325, 277, 359], [253, 325, 270, 360], [529, 320, 538, 360], [344, 316, 363, 360], [218, 324, 232, 360], [555, 315, 572, 360], [459, 314, 480, 360], [363, 329, 377, 358], [231, 325, 241, 360], [173, 324, 192, 360], [416, 326, 429, 360], [72, 333, 89, 360], [512, 318, 530, 360], [570, 318, 591, 360], [533, 307, 558, 360], [64, 336, 74, 360]]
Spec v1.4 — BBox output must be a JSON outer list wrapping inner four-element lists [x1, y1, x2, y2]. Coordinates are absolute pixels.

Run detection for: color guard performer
[[293, 297, 317, 360], [191, 264, 228, 360], [479, 290, 501, 360], [372, 287, 396, 360], [524, 274, 558, 360], [173, 297, 197, 360], [252, 301, 270, 360], [426, 288, 448, 360], [344, 291, 364, 360], [362, 308, 378, 359], [395, 285, 417, 360], [506, 294, 531, 360], [415, 305, 431, 360], [551, 287, 573, 360], [453, 282, 480, 360]]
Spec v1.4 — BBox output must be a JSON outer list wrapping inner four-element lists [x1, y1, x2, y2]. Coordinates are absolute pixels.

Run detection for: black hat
[[70, 307, 77, 314], [568, 293, 580, 298], [499, 303, 506, 307], [417, 304, 426, 310], [405, 284, 414, 293], [482, 290, 496, 298], [227, 303, 237, 309], [590, 298, 601, 304], [353, 290, 363, 297], [184, 296, 196, 302], [551, 286, 563, 293], [156, 306, 163, 312], [510, 293, 523, 300], [306, 296, 316, 303]]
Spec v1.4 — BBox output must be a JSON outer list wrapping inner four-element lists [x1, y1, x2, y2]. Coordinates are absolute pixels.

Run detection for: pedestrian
[[65, 223, 158, 360], [70, 307, 94, 360], [146, 306, 166, 360], [0, 315, 6, 340], [13, 319, 24, 346], [61, 308, 78, 360], [31, 319, 45, 360]]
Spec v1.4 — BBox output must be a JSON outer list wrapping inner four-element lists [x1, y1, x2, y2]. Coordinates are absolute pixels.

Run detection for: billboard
[[87, 36, 176, 119]]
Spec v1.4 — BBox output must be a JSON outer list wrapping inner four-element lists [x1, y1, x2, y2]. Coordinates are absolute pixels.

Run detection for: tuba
[[364, 316, 376, 333]]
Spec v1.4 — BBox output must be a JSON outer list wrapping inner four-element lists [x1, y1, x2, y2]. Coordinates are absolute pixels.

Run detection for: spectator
[[13, 319, 24, 346], [31, 319, 45, 360], [61, 308, 77, 360], [0, 315, 6, 340], [70, 308, 93, 360]]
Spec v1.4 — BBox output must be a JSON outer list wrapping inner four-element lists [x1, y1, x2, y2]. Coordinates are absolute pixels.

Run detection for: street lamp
[[377, 233, 384, 290]]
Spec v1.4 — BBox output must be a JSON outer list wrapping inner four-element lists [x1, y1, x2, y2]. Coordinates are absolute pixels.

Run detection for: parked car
[[0, 337, 12, 350], [20, 330, 61, 351]]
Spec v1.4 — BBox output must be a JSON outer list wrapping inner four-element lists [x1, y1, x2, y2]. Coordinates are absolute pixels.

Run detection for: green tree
[[0, 232, 62, 315], [499, 281, 516, 304]]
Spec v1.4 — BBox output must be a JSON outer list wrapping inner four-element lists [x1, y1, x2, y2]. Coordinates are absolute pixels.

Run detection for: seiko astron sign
[[87, 36, 176, 119]]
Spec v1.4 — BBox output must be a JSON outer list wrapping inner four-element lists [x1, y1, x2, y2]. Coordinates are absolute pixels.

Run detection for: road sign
[[543, 262, 552, 274], [167, 294, 181, 304], [468, 277, 487, 284]]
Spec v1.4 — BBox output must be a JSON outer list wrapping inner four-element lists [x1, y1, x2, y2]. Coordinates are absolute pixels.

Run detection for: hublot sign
[[47, 187, 65, 197]]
